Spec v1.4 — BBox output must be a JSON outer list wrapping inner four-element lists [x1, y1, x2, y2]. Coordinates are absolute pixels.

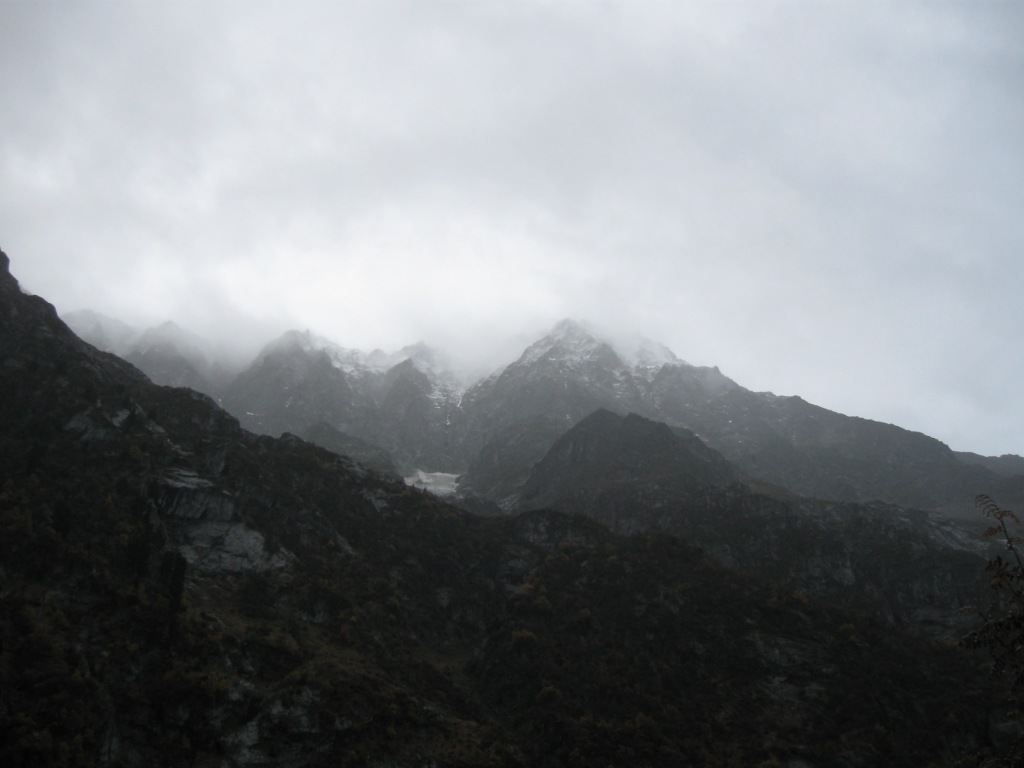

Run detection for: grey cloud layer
[[1, 1, 1022, 455]]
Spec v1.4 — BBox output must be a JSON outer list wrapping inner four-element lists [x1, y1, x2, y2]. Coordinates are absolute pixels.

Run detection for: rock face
[[223, 331, 376, 437], [222, 331, 464, 474], [0, 247, 1007, 766]]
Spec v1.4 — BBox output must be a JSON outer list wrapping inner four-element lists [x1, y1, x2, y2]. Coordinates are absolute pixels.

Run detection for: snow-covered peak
[[384, 342, 450, 376], [372, 342, 469, 395], [262, 330, 373, 375], [365, 342, 459, 379], [614, 334, 684, 370], [262, 331, 465, 388], [514, 319, 685, 377], [518, 319, 614, 367]]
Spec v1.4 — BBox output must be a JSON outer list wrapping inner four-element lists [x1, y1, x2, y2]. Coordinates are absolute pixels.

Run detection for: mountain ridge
[[61, 304, 1024, 517], [3, 246, 1011, 765], [518, 409, 987, 638]]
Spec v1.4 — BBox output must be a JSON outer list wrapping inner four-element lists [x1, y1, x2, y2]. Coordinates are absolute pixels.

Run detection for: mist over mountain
[[64, 310, 245, 398], [62, 309, 139, 355], [61, 305, 1024, 523], [1, 245, 1015, 765], [221, 330, 466, 474], [4, 3, 1022, 761]]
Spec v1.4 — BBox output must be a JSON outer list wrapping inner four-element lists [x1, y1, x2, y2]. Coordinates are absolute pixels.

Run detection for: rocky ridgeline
[[0, 248, 1012, 765], [70, 307, 1024, 519]]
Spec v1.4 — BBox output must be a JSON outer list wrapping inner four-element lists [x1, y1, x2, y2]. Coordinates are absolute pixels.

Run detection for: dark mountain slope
[[521, 409, 735, 511], [521, 409, 987, 637], [956, 451, 1024, 478], [651, 377, 1023, 517], [1, 252, 513, 765], [0, 249, 1003, 766], [470, 518, 991, 767], [458, 320, 1024, 515], [221, 330, 379, 440], [221, 332, 463, 474], [458, 321, 648, 502], [296, 420, 401, 478], [370, 356, 462, 471]]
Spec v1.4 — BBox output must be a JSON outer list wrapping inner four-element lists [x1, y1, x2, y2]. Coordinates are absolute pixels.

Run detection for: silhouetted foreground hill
[[0, 249, 1005, 766]]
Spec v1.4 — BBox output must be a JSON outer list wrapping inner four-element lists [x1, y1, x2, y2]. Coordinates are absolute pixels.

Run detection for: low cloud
[[2, 1, 1022, 455]]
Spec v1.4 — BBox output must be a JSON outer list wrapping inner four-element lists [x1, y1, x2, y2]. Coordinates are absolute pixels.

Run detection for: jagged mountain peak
[[399, 341, 446, 371], [615, 333, 685, 370], [383, 341, 462, 385], [518, 318, 623, 370], [259, 329, 373, 375], [261, 331, 459, 383], [514, 319, 687, 378]]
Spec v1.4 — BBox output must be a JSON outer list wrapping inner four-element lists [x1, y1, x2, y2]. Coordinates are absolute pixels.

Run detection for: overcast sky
[[2, 1, 1022, 456]]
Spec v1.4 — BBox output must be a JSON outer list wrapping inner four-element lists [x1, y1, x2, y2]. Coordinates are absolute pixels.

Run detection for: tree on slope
[[963, 495, 1024, 764]]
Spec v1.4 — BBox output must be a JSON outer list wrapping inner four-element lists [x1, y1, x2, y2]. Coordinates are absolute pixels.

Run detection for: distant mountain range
[[68, 311, 1024, 520], [65, 310, 237, 396], [62, 292, 1022, 637], [2, 247, 1016, 765]]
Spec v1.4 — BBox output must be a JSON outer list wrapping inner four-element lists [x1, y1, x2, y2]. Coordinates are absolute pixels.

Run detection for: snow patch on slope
[[405, 470, 460, 497]]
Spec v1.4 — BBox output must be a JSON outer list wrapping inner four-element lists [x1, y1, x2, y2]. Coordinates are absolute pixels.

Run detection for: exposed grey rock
[[154, 474, 235, 522], [64, 409, 116, 441], [179, 521, 291, 573]]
